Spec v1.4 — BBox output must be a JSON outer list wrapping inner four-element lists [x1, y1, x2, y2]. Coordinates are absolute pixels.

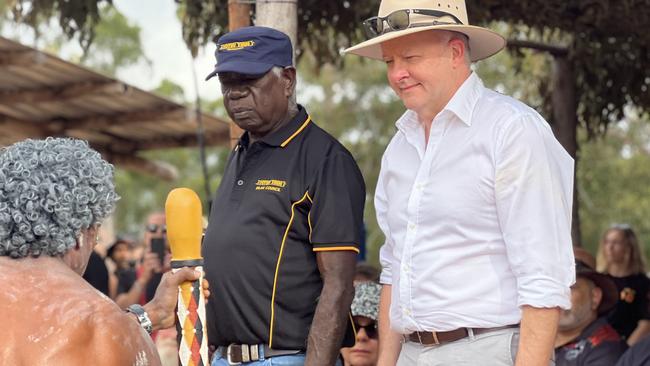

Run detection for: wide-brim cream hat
[[344, 0, 506, 62]]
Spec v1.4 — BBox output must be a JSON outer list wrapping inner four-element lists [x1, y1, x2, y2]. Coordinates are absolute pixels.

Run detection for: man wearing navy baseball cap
[[203, 26, 366, 366]]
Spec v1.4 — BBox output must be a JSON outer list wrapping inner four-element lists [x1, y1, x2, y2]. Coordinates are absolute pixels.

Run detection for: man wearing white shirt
[[345, 0, 575, 365]]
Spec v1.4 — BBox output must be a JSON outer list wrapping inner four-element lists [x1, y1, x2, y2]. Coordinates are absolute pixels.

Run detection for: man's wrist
[[142, 302, 163, 331], [126, 304, 153, 335]]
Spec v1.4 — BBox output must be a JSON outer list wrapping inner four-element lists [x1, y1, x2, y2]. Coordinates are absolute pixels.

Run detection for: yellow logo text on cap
[[219, 40, 255, 51]]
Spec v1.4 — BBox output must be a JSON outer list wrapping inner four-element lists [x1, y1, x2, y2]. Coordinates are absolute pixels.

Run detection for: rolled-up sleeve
[[494, 113, 576, 310], [375, 153, 395, 285]]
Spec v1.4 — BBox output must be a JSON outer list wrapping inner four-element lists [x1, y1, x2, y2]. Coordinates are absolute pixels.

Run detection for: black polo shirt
[[203, 105, 365, 350]]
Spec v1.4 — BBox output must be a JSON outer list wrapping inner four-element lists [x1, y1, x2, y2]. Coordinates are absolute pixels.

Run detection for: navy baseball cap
[[205, 26, 293, 80]]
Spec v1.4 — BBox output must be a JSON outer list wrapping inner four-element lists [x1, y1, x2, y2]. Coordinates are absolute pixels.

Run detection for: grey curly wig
[[0, 138, 119, 258]]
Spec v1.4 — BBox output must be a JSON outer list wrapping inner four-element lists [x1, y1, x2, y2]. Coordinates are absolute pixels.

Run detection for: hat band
[[363, 8, 463, 39]]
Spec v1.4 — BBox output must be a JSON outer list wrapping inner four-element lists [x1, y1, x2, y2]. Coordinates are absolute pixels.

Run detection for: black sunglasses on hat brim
[[363, 8, 463, 39]]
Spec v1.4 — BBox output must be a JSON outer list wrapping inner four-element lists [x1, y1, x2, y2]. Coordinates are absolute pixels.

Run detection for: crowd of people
[[83, 225, 650, 366]]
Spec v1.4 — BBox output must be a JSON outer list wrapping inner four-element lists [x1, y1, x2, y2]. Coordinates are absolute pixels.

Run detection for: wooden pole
[[551, 55, 582, 246], [256, 0, 298, 62], [227, 0, 251, 148]]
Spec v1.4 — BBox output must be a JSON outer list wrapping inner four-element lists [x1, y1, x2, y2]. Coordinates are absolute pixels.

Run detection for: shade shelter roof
[[0, 36, 231, 180]]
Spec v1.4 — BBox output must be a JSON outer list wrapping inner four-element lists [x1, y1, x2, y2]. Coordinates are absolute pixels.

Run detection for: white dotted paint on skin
[[134, 350, 149, 366], [27, 326, 59, 344]]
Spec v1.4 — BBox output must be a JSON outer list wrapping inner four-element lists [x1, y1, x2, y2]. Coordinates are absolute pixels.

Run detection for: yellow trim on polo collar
[[280, 115, 312, 147]]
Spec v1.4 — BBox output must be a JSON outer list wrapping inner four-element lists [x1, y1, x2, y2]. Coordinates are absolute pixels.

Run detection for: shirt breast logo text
[[255, 179, 287, 193]]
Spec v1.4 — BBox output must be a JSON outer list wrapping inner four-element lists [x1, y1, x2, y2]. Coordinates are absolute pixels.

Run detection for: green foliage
[[154, 78, 186, 104], [113, 146, 229, 236], [174, 0, 649, 139], [79, 4, 147, 75], [578, 110, 650, 259], [8, 0, 109, 50]]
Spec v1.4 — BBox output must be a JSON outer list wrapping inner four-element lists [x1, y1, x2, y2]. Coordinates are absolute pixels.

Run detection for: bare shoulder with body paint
[[0, 257, 161, 366]]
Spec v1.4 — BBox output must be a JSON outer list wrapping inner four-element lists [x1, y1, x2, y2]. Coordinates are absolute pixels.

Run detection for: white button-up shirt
[[376, 72, 575, 334]]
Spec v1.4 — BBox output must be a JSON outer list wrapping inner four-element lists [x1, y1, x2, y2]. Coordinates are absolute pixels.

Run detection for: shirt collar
[[395, 72, 483, 131], [443, 72, 483, 127], [239, 105, 311, 148]]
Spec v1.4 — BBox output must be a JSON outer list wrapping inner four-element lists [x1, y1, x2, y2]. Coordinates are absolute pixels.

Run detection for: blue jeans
[[211, 348, 305, 366], [211, 349, 342, 366]]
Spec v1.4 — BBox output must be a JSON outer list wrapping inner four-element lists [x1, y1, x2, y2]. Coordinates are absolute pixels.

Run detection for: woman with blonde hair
[[597, 224, 650, 345]]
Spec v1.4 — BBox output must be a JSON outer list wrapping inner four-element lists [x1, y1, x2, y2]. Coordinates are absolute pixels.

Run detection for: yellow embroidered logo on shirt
[[219, 41, 255, 51], [255, 179, 287, 192], [620, 287, 636, 303]]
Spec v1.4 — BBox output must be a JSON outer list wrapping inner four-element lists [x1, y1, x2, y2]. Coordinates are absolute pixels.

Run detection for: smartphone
[[150, 237, 166, 267]]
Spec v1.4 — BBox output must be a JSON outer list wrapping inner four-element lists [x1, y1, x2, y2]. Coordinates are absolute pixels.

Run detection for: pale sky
[[112, 0, 220, 101], [0, 1, 220, 101]]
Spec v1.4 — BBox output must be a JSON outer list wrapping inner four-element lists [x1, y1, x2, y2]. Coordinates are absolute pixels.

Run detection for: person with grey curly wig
[[0, 138, 209, 366]]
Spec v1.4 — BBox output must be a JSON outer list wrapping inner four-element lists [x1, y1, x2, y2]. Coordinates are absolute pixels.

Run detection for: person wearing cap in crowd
[[345, 0, 575, 365], [203, 26, 366, 366], [555, 248, 628, 366], [0, 137, 208, 365], [341, 282, 382, 366]]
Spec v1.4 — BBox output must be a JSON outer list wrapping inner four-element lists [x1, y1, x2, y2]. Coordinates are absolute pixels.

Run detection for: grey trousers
[[396, 328, 552, 366]]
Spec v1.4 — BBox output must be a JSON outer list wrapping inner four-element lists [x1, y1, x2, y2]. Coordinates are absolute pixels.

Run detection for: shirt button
[[408, 223, 416, 231], [237, 180, 244, 186]]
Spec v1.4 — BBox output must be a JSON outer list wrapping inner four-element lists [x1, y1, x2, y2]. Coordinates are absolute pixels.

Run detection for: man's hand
[[142, 268, 211, 331], [377, 285, 402, 366], [515, 306, 560, 366]]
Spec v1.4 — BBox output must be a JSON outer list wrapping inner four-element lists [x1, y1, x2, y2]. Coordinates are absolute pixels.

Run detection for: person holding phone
[[115, 212, 169, 309]]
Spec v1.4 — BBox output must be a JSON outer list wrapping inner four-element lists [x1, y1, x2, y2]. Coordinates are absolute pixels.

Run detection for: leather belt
[[217, 344, 302, 365], [405, 324, 519, 346]]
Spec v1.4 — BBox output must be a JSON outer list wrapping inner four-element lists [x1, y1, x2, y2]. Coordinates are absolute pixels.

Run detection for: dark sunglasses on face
[[363, 9, 463, 39], [146, 223, 166, 234], [354, 321, 378, 339]]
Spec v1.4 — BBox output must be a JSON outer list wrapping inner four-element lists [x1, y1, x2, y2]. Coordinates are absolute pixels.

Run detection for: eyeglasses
[[354, 321, 378, 339], [362, 9, 463, 39], [146, 224, 166, 234]]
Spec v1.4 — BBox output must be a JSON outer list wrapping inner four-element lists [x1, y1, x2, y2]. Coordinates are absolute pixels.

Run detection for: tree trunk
[[227, 0, 251, 148], [551, 55, 581, 246], [255, 0, 298, 61]]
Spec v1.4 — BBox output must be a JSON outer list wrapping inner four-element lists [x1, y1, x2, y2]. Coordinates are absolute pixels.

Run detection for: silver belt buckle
[[226, 344, 242, 365]]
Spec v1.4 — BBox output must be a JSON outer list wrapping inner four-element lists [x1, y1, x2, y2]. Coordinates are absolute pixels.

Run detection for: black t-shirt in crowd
[[203, 106, 365, 350], [616, 332, 650, 366], [115, 267, 137, 296], [607, 273, 650, 339], [555, 317, 628, 366], [82, 250, 109, 296]]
